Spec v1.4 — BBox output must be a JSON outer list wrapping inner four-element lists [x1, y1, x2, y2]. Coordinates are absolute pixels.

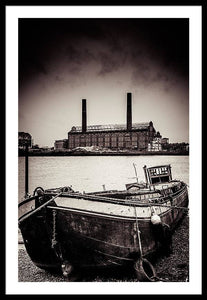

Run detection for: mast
[[143, 165, 149, 187], [133, 163, 138, 183]]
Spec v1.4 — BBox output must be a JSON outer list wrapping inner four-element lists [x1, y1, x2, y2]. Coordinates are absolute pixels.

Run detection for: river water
[[18, 155, 189, 202]]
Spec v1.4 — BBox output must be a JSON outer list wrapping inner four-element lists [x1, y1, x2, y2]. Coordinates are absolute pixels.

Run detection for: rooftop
[[70, 122, 152, 133]]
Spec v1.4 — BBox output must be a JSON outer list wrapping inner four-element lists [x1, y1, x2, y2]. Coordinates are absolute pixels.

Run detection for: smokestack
[[82, 99, 87, 133], [127, 92, 132, 131]]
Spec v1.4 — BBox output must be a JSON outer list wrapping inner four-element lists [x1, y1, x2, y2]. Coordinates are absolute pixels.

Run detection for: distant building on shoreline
[[18, 132, 32, 149], [62, 93, 162, 151], [148, 132, 162, 151], [54, 139, 68, 150], [53, 92, 189, 154]]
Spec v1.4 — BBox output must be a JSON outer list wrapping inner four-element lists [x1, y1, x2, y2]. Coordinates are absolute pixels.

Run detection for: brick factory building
[[67, 93, 160, 151]]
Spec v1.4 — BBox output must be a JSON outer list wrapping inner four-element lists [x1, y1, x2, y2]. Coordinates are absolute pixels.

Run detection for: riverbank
[[19, 150, 189, 157], [18, 215, 189, 282]]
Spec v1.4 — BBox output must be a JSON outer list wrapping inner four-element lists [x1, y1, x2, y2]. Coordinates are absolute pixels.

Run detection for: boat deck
[[47, 180, 184, 219], [52, 194, 171, 219]]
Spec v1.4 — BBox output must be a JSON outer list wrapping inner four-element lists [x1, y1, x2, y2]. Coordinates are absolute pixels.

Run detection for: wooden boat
[[18, 164, 188, 281]]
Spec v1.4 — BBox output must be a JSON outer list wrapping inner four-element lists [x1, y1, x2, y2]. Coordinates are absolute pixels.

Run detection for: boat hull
[[19, 184, 188, 271]]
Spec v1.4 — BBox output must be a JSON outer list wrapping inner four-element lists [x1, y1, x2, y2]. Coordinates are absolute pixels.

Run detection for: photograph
[[5, 4, 202, 296], [18, 16, 189, 281]]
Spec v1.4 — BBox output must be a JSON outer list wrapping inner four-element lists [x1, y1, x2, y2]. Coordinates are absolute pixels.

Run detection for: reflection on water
[[18, 155, 189, 202]]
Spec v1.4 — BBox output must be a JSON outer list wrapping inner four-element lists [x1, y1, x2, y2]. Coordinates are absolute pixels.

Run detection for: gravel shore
[[18, 215, 189, 282]]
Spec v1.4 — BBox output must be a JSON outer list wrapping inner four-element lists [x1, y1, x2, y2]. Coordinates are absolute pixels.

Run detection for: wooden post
[[25, 144, 29, 197]]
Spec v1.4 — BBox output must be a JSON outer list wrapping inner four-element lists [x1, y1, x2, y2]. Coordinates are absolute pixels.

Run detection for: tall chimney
[[127, 92, 132, 131], [82, 99, 87, 133]]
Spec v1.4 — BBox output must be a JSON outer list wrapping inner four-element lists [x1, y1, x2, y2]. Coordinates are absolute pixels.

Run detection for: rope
[[134, 206, 143, 258]]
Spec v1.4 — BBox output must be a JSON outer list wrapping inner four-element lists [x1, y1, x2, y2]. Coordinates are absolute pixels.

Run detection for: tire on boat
[[134, 258, 156, 282], [33, 186, 45, 196]]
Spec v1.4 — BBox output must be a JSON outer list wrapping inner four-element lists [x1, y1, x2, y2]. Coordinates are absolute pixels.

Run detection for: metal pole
[[143, 165, 148, 185], [25, 144, 29, 197], [133, 163, 138, 183]]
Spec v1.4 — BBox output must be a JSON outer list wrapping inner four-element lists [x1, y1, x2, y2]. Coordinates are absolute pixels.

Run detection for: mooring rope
[[134, 204, 179, 282], [134, 205, 143, 258]]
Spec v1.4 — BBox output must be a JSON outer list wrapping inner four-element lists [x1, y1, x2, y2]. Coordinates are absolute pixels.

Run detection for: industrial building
[[66, 93, 160, 151], [54, 139, 68, 150]]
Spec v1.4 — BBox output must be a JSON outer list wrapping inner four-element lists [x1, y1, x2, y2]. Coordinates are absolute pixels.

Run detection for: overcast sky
[[18, 18, 189, 147]]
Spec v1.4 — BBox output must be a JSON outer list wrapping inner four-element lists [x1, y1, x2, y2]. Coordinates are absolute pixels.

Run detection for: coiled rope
[[133, 205, 158, 281], [133, 205, 175, 282]]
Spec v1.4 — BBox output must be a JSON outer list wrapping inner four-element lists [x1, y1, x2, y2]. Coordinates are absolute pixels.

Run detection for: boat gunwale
[[47, 189, 187, 221], [18, 195, 38, 208], [18, 183, 188, 222], [46, 183, 187, 207]]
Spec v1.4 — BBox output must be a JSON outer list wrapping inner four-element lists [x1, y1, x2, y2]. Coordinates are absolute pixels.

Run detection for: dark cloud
[[98, 51, 123, 76], [19, 18, 189, 89]]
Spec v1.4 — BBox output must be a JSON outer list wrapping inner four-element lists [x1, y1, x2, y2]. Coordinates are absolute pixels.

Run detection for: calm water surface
[[18, 155, 189, 202]]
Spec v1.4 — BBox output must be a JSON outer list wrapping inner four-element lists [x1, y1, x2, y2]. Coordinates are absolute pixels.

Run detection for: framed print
[[5, 3, 202, 296]]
